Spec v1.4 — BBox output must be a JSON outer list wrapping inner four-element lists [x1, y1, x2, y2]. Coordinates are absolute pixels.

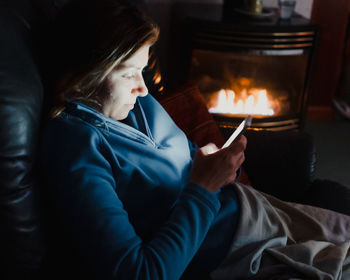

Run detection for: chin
[[116, 111, 130, 121]]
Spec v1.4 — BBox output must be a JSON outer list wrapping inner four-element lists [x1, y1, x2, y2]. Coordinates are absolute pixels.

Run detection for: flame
[[208, 88, 274, 116], [153, 73, 162, 84]]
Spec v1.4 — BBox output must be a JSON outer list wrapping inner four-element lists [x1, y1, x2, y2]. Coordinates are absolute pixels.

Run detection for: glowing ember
[[209, 88, 274, 116]]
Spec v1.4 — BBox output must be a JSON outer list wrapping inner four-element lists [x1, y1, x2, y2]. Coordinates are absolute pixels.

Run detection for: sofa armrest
[[302, 179, 350, 216], [242, 130, 316, 202], [0, 5, 45, 277]]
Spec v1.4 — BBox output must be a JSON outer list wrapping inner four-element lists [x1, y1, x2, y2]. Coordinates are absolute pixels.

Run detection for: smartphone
[[221, 115, 252, 149]]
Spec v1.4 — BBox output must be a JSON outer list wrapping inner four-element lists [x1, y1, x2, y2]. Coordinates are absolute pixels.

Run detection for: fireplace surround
[[169, 3, 319, 131]]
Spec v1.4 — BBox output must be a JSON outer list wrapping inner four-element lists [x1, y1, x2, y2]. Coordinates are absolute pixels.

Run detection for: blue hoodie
[[40, 94, 239, 279]]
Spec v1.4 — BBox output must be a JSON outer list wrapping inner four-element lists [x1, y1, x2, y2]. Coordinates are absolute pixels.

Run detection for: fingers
[[224, 137, 246, 173], [191, 138, 247, 193], [226, 135, 247, 152], [227, 147, 245, 171], [237, 149, 245, 167], [225, 151, 245, 185]]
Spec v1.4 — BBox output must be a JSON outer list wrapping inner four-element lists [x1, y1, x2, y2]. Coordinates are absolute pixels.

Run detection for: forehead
[[119, 45, 150, 69]]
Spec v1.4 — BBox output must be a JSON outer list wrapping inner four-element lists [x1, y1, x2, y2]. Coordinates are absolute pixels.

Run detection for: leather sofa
[[0, 0, 46, 279], [1, 0, 350, 279]]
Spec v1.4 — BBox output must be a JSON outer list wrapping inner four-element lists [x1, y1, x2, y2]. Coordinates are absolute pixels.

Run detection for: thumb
[[200, 143, 219, 155]]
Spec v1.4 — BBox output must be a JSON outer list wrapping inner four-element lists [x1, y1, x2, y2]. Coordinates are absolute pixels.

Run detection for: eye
[[122, 73, 136, 79]]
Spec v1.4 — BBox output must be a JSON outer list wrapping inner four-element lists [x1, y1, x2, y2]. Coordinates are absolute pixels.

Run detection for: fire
[[208, 88, 274, 116]]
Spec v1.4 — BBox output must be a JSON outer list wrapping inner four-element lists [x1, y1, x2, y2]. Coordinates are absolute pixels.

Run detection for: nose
[[131, 74, 148, 97]]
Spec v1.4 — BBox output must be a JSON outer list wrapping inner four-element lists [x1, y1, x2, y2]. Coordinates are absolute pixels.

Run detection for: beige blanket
[[211, 183, 350, 280]]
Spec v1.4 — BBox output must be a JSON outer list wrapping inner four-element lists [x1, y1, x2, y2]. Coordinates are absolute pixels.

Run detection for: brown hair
[[50, 0, 159, 117]]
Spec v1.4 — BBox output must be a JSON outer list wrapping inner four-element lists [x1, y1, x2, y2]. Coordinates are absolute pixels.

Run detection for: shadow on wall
[[144, 0, 224, 90]]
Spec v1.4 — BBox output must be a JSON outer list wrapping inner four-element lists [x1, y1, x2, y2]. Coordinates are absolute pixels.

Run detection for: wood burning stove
[[170, 3, 319, 131]]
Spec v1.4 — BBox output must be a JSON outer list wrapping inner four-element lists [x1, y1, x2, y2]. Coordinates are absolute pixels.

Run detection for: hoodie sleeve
[[40, 118, 221, 280]]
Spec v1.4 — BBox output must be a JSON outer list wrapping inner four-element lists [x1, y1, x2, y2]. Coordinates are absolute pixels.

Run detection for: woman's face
[[101, 44, 150, 120]]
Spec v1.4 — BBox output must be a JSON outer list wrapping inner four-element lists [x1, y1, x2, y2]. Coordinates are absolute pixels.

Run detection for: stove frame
[[172, 4, 319, 131]]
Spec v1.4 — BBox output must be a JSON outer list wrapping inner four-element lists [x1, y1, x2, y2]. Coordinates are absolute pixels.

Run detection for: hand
[[189, 136, 247, 193]]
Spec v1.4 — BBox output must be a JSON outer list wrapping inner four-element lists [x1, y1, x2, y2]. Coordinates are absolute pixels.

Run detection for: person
[[40, 0, 350, 279]]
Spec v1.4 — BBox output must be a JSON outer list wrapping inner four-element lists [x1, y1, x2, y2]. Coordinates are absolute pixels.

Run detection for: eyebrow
[[117, 63, 147, 71]]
